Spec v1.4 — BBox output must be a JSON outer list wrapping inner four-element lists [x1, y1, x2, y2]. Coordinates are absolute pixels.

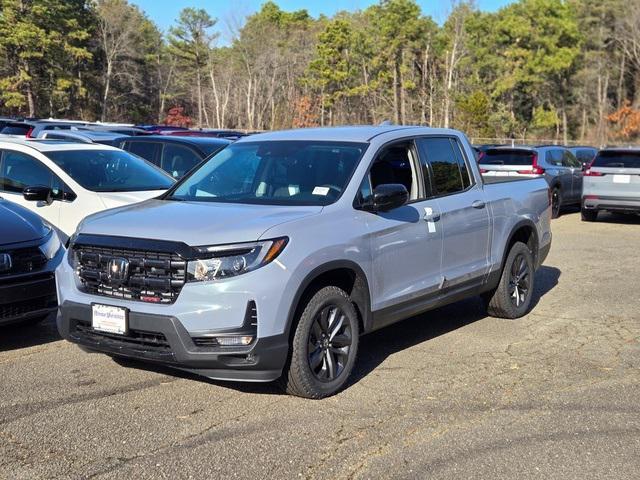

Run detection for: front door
[[361, 140, 443, 312], [0, 149, 61, 229]]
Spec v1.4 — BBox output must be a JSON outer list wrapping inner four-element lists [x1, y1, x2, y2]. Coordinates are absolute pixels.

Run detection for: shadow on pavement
[[114, 266, 561, 396], [0, 312, 61, 352], [349, 265, 560, 387]]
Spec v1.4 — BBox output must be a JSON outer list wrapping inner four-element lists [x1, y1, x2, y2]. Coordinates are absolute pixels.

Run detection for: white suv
[[0, 139, 174, 242]]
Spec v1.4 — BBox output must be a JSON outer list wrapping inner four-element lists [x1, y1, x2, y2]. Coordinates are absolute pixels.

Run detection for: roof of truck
[[237, 125, 461, 143]]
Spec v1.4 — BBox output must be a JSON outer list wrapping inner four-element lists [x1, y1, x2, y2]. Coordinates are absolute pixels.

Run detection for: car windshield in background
[[481, 150, 534, 165], [46, 149, 175, 192], [169, 141, 367, 206], [592, 151, 640, 169]]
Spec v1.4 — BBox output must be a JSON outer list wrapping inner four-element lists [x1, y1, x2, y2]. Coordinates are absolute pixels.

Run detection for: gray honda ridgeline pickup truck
[[57, 126, 552, 398]]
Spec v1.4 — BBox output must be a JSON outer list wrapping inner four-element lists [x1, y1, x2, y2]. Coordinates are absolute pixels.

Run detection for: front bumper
[[583, 196, 640, 213], [57, 301, 289, 382]]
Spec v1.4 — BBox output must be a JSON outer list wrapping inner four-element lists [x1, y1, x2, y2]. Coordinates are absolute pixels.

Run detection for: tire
[[581, 209, 598, 222], [551, 187, 561, 219], [482, 241, 535, 319], [282, 286, 359, 399]]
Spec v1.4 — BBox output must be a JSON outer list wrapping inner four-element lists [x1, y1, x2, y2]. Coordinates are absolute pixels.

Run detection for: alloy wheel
[[307, 305, 352, 382], [508, 253, 530, 308]]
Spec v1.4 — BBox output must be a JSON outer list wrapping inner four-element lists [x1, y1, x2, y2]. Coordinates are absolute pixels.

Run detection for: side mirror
[[367, 184, 409, 212], [23, 185, 53, 205]]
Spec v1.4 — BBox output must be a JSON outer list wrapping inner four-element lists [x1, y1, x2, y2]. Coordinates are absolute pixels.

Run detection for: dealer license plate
[[92, 304, 128, 335]]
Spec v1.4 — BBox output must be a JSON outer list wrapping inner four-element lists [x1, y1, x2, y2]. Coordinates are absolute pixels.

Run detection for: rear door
[[417, 136, 490, 290], [562, 150, 583, 202], [545, 148, 573, 202]]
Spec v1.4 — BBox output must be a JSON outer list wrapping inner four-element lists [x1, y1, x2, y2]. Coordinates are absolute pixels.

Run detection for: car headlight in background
[[187, 237, 288, 282], [40, 230, 62, 259]]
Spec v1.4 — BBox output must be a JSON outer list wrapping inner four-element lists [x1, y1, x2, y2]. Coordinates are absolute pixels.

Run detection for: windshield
[[592, 151, 640, 169], [481, 149, 535, 166], [46, 149, 175, 192], [168, 141, 367, 206]]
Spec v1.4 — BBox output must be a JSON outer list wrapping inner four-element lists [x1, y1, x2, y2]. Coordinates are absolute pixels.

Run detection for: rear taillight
[[25, 127, 34, 138], [517, 153, 544, 175], [584, 169, 604, 176], [584, 195, 599, 200], [479, 168, 488, 174]]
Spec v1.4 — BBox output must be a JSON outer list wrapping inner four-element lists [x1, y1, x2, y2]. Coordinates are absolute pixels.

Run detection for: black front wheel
[[282, 286, 359, 399]]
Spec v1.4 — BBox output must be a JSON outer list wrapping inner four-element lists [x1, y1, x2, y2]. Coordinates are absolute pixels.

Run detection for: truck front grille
[[0, 246, 47, 277], [74, 245, 187, 304]]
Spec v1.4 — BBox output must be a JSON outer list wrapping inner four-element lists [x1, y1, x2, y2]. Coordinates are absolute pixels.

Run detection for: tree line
[[1, 0, 639, 143]]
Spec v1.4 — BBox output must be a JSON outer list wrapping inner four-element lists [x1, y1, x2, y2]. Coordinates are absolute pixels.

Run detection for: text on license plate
[[92, 304, 128, 334]]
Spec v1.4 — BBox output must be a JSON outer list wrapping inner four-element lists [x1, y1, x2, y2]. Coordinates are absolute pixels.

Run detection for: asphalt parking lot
[[1, 211, 639, 480]]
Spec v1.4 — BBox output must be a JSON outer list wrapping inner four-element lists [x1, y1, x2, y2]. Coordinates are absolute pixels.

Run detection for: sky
[[130, 0, 513, 42]]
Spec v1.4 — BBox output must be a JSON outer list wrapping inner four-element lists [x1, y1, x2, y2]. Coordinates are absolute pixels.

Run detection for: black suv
[[0, 197, 63, 326]]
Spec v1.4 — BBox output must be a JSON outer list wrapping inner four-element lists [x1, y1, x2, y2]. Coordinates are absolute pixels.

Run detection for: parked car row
[[474, 143, 640, 221]]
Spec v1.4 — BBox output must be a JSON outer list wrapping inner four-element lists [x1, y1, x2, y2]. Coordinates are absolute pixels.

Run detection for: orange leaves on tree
[[607, 102, 640, 139], [164, 106, 193, 128], [292, 96, 319, 128]]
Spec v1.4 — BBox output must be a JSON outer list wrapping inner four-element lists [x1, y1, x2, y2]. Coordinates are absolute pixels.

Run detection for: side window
[[368, 142, 419, 201], [546, 149, 564, 166], [0, 150, 54, 193], [124, 141, 161, 166], [562, 151, 581, 168], [417, 137, 467, 196], [576, 149, 596, 163], [161, 144, 202, 178], [450, 139, 473, 189]]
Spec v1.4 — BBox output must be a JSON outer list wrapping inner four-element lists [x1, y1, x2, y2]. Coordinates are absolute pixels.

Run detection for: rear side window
[[417, 137, 471, 195], [562, 151, 581, 168], [123, 141, 161, 165], [592, 151, 640, 169], [161, 144, 202, 178], [481, 149, 534, 166], [575, 149, 596, 163], [546, 149, 564, 166]]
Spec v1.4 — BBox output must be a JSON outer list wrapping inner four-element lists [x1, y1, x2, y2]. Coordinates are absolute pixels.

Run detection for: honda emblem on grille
[[0, 253, 11, 273], [106, 257, 130, 285]]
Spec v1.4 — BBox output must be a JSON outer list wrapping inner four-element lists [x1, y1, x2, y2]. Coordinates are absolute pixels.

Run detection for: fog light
[[216, 335, 253, 346]]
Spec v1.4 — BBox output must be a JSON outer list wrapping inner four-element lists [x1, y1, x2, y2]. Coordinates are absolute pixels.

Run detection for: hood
[[0, 198, 48, 246], [80, 199, 322, 246], [98, 190, 166, 209]]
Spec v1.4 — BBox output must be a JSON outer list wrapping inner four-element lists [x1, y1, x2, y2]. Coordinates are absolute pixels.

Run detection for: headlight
[[187, 237, 288, 282], [40, 230, 61, 260]]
